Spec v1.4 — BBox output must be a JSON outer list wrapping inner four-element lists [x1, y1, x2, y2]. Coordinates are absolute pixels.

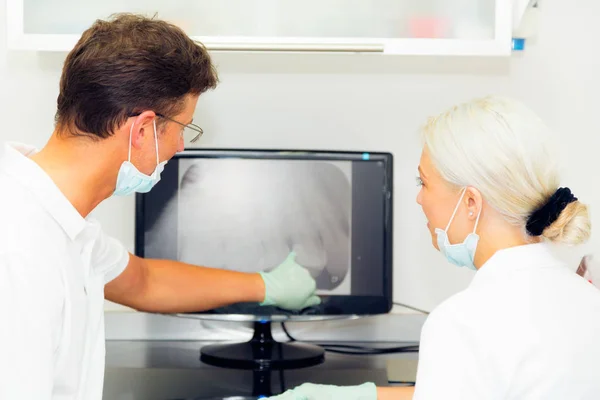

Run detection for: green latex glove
[[266, 382, 377, 400], [259, 252, 321, 311]]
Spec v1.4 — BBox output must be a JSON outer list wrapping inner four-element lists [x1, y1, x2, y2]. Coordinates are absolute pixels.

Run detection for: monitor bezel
[[134, 148, 393, 317]]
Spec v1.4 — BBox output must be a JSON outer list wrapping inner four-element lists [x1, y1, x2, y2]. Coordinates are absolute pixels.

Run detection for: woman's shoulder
[[421, 289, 476, 332]]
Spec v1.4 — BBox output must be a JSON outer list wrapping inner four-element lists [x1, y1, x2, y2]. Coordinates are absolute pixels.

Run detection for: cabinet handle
[[202, 42, 385, 53]]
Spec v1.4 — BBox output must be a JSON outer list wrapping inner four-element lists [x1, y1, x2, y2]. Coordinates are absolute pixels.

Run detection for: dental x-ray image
[[144, 158, 352, 295]]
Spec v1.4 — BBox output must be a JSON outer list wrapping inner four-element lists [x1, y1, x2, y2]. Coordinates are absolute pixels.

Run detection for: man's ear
[[129, 111, 157, 149]]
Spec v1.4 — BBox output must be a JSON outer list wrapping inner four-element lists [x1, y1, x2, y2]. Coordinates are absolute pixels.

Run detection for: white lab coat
[[0, 143, 129, 400], [414, 243, 600, 400]]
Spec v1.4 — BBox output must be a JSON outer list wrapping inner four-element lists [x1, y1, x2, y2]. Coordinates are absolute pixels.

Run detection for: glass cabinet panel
[[23, 0, 497, 40]]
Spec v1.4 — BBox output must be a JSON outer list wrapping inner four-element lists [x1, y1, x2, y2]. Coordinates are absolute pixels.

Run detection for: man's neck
[[29, 133, 122, 218]]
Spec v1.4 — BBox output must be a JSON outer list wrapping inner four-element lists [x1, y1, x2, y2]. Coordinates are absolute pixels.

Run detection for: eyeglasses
[[128, 112, 204, 143], [155, 113, 204, 143]]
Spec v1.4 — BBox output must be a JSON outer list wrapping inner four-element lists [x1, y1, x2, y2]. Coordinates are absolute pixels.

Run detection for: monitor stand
[[200, 321, 325, 371]]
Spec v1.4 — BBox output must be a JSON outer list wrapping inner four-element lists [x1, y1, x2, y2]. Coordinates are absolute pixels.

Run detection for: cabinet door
[[7, 0, 512, 55]]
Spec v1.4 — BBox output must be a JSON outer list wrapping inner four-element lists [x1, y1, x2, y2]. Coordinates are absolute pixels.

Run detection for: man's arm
[[377, 386, 414, 400], [105, 254, 266, 313]]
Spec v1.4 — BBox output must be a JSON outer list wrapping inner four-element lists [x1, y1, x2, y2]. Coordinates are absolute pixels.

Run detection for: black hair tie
[[526, 187, 577, 236]]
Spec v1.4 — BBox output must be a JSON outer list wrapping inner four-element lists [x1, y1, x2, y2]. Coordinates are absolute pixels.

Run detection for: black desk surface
[[104, 340, 418, 400]]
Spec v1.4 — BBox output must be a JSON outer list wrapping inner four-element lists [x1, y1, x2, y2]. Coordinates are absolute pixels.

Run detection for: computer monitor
[[135, 149, 393, 371]]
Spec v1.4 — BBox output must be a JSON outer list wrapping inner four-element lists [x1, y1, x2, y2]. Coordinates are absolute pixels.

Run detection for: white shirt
[[414, 243, 600, 400], [0, 143, 129, 400]]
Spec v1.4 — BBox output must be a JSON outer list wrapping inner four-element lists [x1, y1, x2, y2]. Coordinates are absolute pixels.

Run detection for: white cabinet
[[7, 0, 514, 55]]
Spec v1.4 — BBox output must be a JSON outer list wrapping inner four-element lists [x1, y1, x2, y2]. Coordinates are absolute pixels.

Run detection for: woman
[[268, 95, 600, 400]]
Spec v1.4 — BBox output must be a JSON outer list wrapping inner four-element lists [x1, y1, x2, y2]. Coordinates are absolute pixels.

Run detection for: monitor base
[[200, 321, 325, 371]]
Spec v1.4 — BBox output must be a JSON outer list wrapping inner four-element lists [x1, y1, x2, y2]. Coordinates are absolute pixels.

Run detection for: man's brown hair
[[55, 13, 218, 139]]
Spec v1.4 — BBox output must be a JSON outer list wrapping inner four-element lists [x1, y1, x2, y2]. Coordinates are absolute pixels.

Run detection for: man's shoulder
[[0, 170, 34, 201], [0, 174, 58, 247]]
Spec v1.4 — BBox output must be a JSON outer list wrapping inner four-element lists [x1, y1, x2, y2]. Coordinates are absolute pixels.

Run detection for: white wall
[[1, 0, 599, 324]]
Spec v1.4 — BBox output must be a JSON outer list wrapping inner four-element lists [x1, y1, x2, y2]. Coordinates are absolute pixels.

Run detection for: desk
[[104, 340, 418, 399]]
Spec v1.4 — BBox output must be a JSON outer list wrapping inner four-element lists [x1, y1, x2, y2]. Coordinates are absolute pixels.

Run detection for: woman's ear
[[465, 187, 483, 219]]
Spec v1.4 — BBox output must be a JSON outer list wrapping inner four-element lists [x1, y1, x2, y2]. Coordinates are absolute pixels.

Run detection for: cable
[[281, 322, 296, 342], [392, 302, 430, 315], [323, 346, 419, 355], [280, 322, 419, 355]]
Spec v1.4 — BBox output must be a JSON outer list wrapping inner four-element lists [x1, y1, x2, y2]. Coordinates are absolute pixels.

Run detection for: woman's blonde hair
[[421, 95, 590, 245]]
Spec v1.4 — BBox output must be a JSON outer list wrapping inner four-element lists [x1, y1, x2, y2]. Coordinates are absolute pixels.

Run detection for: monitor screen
[[135, 149, 393, 317]]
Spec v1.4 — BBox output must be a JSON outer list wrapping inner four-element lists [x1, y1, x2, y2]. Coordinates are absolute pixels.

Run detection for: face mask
[[434, 187, 482, 271], [113, 120, 167, 196]]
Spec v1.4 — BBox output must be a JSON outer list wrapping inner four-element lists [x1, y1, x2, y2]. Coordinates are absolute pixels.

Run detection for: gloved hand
[[259, 252, 321, 311], [266, 382, 377, 400]]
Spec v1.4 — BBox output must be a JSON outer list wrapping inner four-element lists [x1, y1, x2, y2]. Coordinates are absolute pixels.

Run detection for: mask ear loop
[[153, 120, 159, 166], [445, 187, 468, 232], [128, 121, 134, 162], [472, 207, 482, 234]]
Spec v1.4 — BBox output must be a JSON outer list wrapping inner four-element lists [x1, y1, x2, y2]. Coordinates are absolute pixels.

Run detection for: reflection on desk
[[104, 341, 418, 400]]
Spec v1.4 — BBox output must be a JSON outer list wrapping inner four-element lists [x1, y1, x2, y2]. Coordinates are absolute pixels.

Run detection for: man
[[0, 14, 319, 400]]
